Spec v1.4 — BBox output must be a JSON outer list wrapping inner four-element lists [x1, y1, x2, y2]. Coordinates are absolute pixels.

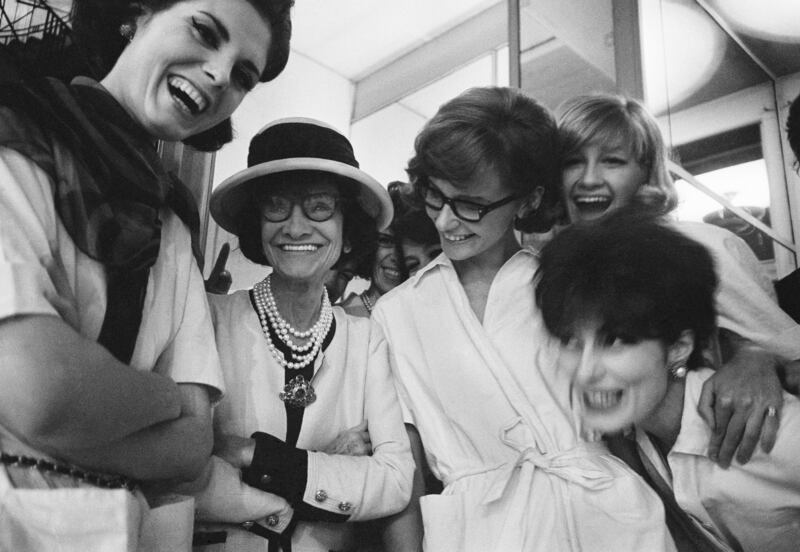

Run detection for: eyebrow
[[203, 11, 261, 78]]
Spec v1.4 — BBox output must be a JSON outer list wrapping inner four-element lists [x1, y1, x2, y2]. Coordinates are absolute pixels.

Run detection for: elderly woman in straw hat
[[196, 118, 413, 551]]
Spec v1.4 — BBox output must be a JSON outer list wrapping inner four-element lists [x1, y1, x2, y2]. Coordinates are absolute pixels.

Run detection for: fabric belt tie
[[481, 419, 614, 505]]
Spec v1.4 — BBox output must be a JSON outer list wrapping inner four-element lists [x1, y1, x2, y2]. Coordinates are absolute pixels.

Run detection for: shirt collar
[[407, 246, 538, 289], [670, 369, 715, 457]]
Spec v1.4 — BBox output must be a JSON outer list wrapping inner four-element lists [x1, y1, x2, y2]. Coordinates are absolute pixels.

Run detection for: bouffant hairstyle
[[71, 0, 293, 151], [407, 86, 560, 232], [535, 209, 718, 370], [237, 171, 377, 278], [557, 93, 678, 219]]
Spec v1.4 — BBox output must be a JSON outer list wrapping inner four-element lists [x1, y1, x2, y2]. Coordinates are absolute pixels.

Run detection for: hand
[[205, 243, 232, 294], [194, 456, 294, 524], [323, 421, 372, 456], [699, 345, 782, 467], [214, 433, 256, 468]]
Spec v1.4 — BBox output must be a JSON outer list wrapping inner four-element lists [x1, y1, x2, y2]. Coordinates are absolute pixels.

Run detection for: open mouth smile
[[442, 233, 473, 243], [279, 244, 321, 252], [572, 196, 612, 216], [168, 75, 208, 115], [583, 389, 623, 410]]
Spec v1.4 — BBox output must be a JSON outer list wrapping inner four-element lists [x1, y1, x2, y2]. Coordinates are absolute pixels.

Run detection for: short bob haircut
[[237, 170, 377, 277], [557, 93, 678, 218], [535, 209, 718, 370], [71, 0, 294, 151], [407, 86, 560, 232]]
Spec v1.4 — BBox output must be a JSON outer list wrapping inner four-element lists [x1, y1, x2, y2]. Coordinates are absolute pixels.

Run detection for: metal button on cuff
[[337, 501, 352, 512], [266, 514, 279, 527], [314, 489, 328, 502]]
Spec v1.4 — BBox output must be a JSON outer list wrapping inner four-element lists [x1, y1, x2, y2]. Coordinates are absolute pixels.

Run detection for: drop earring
[[120, 22, 136, 42]]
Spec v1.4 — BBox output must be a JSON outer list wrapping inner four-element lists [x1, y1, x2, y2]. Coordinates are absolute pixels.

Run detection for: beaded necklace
[[359, 291, 375, 315], [252, 274, 333, 370]]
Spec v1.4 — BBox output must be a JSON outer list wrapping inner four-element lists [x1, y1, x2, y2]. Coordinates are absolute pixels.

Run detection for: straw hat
[[210, 117, 392, 233]]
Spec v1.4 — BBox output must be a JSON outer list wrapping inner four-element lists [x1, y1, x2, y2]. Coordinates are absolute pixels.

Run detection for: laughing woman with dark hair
[[536, 210, 800, 552], [0, 0, 292, 548]]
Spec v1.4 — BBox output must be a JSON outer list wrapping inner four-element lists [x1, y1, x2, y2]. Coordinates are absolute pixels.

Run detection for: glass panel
[[518, 0, 617, 111], [640, 0, 797, 273]]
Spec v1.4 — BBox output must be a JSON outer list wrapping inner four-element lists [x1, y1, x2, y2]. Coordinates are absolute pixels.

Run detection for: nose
[[432, 204, 459, 233], [284, 205, 311, 238], [573, 341, 604, 386], [204, 53, 233, 88], [577, 160, 603, 188]]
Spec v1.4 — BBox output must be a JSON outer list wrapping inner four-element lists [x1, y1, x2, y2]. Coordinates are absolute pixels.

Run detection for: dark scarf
[[0, 76, 201, 364]]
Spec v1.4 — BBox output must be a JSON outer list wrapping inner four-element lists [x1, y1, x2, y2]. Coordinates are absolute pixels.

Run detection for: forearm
[[41, 384, 213, 482], [382, 425, 425, 552], [0, 315, 182, 451]]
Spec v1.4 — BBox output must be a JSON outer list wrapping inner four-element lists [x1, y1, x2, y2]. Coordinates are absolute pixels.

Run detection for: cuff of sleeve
[[242, 432, 308, 504]]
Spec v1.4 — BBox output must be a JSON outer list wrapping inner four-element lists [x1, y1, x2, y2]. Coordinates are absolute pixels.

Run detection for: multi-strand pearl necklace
[[253, 274, 333, 370]]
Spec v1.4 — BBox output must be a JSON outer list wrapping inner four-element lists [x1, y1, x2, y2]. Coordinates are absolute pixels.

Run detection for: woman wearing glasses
[[198, 118, 413, 551], [372, 87, 675, 551]]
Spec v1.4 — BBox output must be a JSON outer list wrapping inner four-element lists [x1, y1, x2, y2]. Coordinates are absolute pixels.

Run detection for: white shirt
[[637, 368, 800, 552], [373, 249, 676, 552]]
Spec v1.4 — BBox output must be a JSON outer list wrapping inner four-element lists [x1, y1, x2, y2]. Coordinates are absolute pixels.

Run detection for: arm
[[237, 320, 414, 522], [381, 424, 425, 552], [0, 315, 213, 480]]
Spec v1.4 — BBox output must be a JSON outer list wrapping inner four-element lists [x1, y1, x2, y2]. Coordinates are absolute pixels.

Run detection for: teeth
[[280, 244, 319, 252], [583, 390, 622, 409], [383, 267, 401, 279], [168, 76, 207, 114], [575, 197, 610, 204], [444, 234, 471, 242]]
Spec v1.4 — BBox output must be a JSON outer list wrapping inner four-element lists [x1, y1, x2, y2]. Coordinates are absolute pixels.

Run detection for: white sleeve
[[302, 318, 413, 521], [0, 147, 61, 321], [680, 223, 800, 362]]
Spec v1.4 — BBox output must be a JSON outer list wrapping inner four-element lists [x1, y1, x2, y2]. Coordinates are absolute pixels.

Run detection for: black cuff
[[242, 432, 308, 504]]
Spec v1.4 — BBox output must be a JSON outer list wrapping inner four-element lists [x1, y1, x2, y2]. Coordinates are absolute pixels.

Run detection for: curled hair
[[71, 0, 293, 151], [407, 86, 560, 231], [237, 171, 377, 278], [557, 93, 678, 217], [535, 209, 718, 369], [788, 90, 800, 168]]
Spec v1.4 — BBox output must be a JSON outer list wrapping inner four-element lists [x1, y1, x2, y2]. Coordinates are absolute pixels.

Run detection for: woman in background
[[0, 0, 292, 548], [553, 93, 800, 468], [341, 182, 440, 317], [201, 118, 413, 551], [536, 209, 800, 552]]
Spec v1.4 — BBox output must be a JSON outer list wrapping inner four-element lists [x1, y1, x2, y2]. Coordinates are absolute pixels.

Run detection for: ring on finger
[[766, 406, 778, 417]]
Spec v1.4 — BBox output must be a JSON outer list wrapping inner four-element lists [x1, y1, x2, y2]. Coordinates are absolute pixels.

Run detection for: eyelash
[[192, 17, 256, 91]]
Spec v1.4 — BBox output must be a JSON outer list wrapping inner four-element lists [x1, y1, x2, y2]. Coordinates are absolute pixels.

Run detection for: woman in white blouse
[[535, 210, 800, 552], [197, 118, 413, 551], [372, 87, 676, 551]]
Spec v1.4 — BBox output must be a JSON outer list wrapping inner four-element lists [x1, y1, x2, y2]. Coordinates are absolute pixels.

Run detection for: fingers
[[697, 380, 717, 430], [707, 395, 734, 463], [759, 405, 780, 455], [713, 403, 747, 468]]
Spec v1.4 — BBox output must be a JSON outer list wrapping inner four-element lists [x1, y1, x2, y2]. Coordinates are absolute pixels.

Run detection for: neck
[[638, 378, 686, 455], [268, 273, 325, 330], [452, 228, 521, 285]]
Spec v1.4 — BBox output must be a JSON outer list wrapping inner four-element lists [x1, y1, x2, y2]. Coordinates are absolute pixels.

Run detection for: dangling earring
[[668, 362, 687, 379], [120, 22, 136, 42]]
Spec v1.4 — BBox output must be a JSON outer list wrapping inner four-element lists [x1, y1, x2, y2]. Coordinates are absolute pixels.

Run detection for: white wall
[[204, 51, 354, 291]]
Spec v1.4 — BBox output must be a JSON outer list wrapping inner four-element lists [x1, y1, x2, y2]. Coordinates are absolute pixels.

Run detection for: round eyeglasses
[[261, 192, 342, 223], [420, 181, 519, 222]]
